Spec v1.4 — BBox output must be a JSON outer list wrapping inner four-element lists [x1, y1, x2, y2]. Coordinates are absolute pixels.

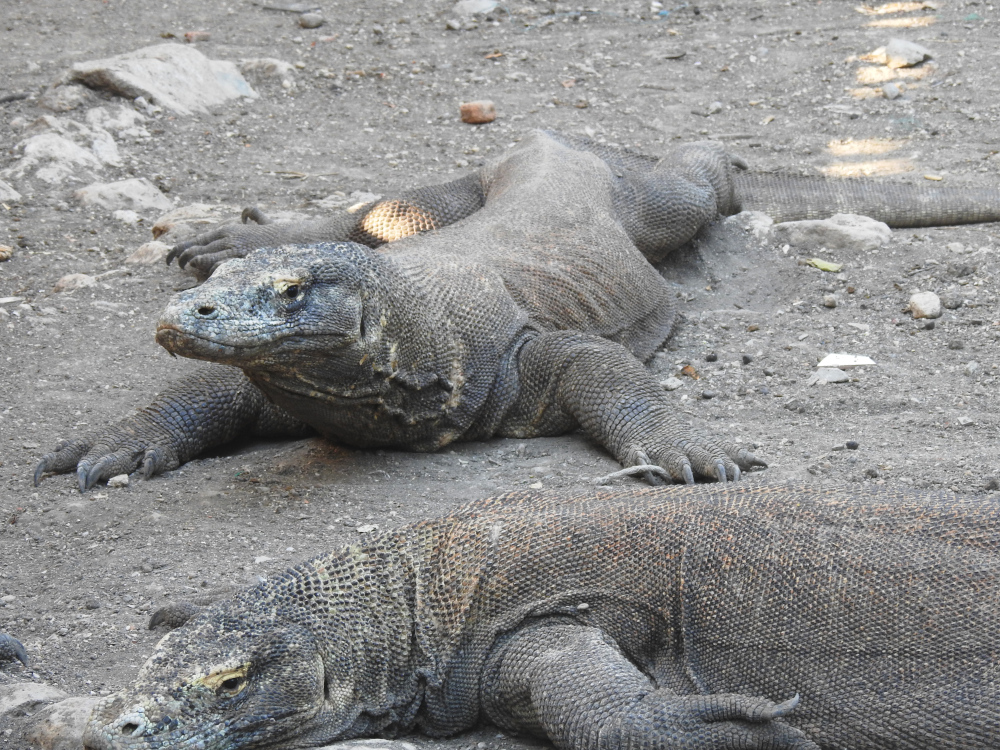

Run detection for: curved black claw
[[0, 634, 28, 668], [241, 206, 272, 225], [761, 694, 800, 721]]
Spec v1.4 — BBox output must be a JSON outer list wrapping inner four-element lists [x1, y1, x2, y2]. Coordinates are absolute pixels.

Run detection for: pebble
[[1, 595, 14, 603], [846, 440, 859, 450], [660, 376, 683, 391], [0, 245, 13, 262], [772, 213, 890, 252], [705, 352, 718, 362], [299, 12, 324, 28], [883, 38, 933, 68], [822, 294, 837, 308], [707, 101, 723, 115], [957, 416, 975, 427], [907, 291, 941, 319], [964, 361, 980, 377], [460, 100, 496, 124], [126, 240, 172, 265], [108, 474, 129, 488], [881, 82, 903, 100], [742, 354, 753, 365], [922, 320, 935, 330], [948, 340, 964, 350], [445, 19, 463, 30], [864, 467, 880, 479], [74, 177, 172, 212], [986, 477, 1000, 491], [52, 273, 96, 293], [807, 367, 850, 386], [762, 367, 775, 376], [940, 295, 962, 310], [701, 390, 717, 400]]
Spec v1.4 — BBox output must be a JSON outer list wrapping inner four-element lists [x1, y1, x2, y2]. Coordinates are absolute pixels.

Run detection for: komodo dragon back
[[85, 484, 1000, 750]]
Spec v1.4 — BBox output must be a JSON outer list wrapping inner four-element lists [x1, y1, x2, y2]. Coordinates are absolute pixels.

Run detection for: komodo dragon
[[83, 484, 1000, 750], [33, 131, 1000, 491]]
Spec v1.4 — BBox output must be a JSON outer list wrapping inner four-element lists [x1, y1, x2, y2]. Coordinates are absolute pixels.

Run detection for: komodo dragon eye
[[217, 676, 246, 695], [284, 285, 300, 299]]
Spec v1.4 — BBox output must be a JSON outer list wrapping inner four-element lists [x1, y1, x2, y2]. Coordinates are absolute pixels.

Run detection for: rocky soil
[[1, 0, 998, 747]]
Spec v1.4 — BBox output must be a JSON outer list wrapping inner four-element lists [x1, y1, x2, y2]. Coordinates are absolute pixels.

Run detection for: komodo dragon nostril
[[196, 305, 217, 318]]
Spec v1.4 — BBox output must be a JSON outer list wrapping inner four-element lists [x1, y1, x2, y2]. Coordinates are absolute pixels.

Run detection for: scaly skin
[[85, 484, 1000, 750], [0, 633, 28, 668]]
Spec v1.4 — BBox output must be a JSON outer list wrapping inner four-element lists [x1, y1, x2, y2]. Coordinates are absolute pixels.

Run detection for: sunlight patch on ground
[[866, 16, 936, 27], [855, 1, 937, 14], [848, 87, 884, 99], [826, 138, 904, 157], [821, 158, 916, 177], [856, 66, 898, 84]]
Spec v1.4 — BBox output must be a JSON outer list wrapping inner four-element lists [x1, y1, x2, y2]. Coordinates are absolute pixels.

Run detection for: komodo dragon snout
[[84, 620, 334, 750]]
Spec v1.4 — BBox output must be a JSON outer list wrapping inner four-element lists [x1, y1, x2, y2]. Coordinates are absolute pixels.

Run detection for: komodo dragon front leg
[[483, 620, 817, 750], [503, 332, 762, 482], [34, 368, 312, 491]]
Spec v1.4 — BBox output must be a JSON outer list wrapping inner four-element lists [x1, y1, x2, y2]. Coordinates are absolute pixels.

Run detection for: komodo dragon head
[[156, 242, 379, 375], [82, 606, 338, 749]]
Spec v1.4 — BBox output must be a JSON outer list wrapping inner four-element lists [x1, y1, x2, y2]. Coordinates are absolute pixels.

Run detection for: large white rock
[[70, 44, 258, 116], [883, 38, 933, 69], [0, 682, 68, 718], [0, 179, 21, 202], [23, 695, 101, 750], [85, 105, 149, 139], [74, 178, 172, 212], [1, 133, 102, 185], [771, 213, 891, 252]]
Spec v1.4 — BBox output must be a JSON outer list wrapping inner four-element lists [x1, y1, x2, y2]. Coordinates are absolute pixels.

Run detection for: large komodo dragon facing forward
[[83, 484, 1000, 750], [34, 131, 1000, 490]]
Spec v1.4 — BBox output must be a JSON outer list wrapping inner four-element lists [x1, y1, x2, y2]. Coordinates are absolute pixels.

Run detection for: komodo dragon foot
[[0, 634, 28, 668]]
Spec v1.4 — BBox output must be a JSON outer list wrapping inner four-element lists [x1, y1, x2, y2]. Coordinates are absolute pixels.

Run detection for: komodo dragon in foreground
[[83, 484, 1000, 750], [34, 131, 1000, 490]]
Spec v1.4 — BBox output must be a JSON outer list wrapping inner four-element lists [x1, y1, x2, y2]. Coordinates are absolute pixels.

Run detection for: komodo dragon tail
[[733, 171, 1000, 227]]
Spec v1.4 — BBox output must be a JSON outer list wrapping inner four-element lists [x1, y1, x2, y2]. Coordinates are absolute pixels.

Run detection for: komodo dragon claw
[[0, 634, 28, 668]]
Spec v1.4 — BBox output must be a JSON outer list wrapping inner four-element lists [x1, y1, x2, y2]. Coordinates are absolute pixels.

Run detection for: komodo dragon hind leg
[[482, 620, 819, 750]]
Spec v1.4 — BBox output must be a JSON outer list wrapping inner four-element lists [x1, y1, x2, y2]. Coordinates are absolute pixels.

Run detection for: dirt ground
[[1, 0, 998, 746]]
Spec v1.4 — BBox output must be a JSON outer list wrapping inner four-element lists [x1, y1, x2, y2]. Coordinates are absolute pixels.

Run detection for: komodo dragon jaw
[[84, 621, 337, 750], [156, 243, 369, 371]]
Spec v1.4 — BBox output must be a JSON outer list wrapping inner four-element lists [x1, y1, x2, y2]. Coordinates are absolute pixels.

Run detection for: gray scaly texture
[[84, 484, 1000, 750], [0, 633, 28, 668], [34, 130, 1000, 490]]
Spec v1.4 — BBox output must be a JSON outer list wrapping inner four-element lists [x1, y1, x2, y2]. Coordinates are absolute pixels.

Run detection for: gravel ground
[[1, 0, 998, 746]]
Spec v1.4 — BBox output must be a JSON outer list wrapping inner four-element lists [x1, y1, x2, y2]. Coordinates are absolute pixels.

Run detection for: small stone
[[883, 38, 933, 68], [881, 82, 903, 100], [947, 261, 976, 278], [707, 101, 723, 115], [183, 30, 212, 42], [922, 320, 935, 330], [84, 597, 100, 610], [701, 390, 717, 400], [107, 474, 130, 488], [846, 440, 859, 450], [38, 84, 91, 112], [454, 0, 498, 15], [660, 376, 683, 391], [126, 240, 172, 265], [822, 294, 837, 308], [864, 466, 880, 479], [1, 595, 14, 603], [741, 354, 753, 365], [0, 245, 13, 262], [446, 18, 462, 30], [783, 398, 807, 414], [948, 340, 964, 350], [299, 12, 324, 28], [986, 477, 1000, 491], [355, 524, 378, 534], [817, 353, 875, 369], [772, 213, 890, 252], [75, 178, 172, 212], [907, 291, 941, 319], [53, 273, 96, 293], [807, 367, 850, 386], [460, 100, 497, 124], [965, 361, 980, 377], [762, 367, 775, 377], [705, 352, 718, 362], [957, 416, 975, 427], [940, 295, 963, 310], [113, 209, 140, 225]]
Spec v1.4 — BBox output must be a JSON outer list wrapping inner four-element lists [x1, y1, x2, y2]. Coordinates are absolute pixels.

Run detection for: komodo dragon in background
[[33, 130, 1000, 491], [80, 483, 1000, 750]]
